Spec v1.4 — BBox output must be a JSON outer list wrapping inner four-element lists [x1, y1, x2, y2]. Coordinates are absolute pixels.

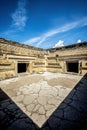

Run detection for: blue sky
[[0, 0, 87, 49]]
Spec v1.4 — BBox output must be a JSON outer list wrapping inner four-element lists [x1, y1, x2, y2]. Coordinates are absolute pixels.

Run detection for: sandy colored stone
[[39, 89, 57, 97], [22, 89, 33, 95], [59, 87, 71, 98], [38, 106, 45, 114], [16, 103, 26, 112], [16, 102, 25, 108], [46, 107, 56, 118], [23, 94, 38, 105], [38, 96, 47, 105], [66, 88, 72, 95], [39, 90, 49, 96], [19, 87, 29, 92], [12, 95, 24, 102], [21, 106, 26, 112], [25, 111, 31, 116], [17, 91, 21, 95], [48, 98, 59, 106], [31, 85, 41, 93], [33, 104, 40, 112], [44, 104, 55, 111], [0, 72, 82, 127], [33, 99, 38, 104], [31, 113, 46, 127], [26, 104, 35, 112]]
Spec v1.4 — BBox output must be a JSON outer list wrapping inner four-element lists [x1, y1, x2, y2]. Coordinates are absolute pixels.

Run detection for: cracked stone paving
[[0, 72, 87, 130]]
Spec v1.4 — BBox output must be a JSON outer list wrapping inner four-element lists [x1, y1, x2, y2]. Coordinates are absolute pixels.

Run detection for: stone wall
[[0, 38, 48, 80], [0, 38, 87, 80], [47, 42, 87, 75]]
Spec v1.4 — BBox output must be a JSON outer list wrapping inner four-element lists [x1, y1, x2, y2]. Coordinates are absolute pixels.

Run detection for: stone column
[[79, 60, 82, 75], [44, 55, 47, 72], [26, 63, 30, 73], [29, 62, 33, 74], [62, 61, 65, 73], [15, 61, 17, 76]]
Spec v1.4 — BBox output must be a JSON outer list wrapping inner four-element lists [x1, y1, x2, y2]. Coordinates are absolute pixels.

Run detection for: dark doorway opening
[[67, 62, 78, 73], [18, 63, 26, 73]]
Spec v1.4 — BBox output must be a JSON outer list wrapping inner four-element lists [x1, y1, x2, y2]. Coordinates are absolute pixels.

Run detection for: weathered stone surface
[[33, 104, 40, 112], [0, 72, 87, 129], [48, 116, 61, 129], [48, 98, 59, 106], [38, 96, 47, 105], [38, 106, 45, 114], [12, 95, 24, 102], [23, 94, 38, 105], [44, 104, 54, 111], [31, 113, 46, 127], [0, 111, 6, 120], [64, 106, 81, 121], [26, 104, 35, 112], [7, 119, 35, 130], [17, 91, 21, 95], [53, 109, 63, 118], [46, 107, 56, 117]]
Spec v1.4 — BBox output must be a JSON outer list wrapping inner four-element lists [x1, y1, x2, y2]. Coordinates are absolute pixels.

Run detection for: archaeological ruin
[[0, 38, 87, 80], [0, 38, 87, 129]]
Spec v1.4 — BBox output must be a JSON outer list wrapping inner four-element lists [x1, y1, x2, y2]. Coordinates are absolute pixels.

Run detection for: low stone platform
[[0, 72, 87, 130]]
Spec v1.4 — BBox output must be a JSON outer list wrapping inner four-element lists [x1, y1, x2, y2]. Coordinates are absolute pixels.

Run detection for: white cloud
[[11, 0, 27, 30], [53, 40, 64, 48], [24, 37, 41, 45], [36, 17, 87, 47], [24, 17, 87, 47], [77, 39, 81, 43]]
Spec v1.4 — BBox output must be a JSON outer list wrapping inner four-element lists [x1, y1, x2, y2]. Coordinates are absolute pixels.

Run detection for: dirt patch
[[47, 77, 80, 88], [1, 74, 45, 90]]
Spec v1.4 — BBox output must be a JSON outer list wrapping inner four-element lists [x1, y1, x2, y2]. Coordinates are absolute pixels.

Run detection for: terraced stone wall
[[0, 38, 47, 80], [47, 42, 87, 75]]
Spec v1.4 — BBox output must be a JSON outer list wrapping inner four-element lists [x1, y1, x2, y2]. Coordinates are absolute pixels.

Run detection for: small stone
[[22, 89, 32, 95], [23, 94, 38, 105], [17, 102, 25, 108], [46, 107, 55, 117], [31, 113, 46, 127], [38, 106, 45, 114], [17, 91, 21, 95], [44, 104, 54, 111], [12, 95, 24, 102], [33, 104, 40, 112], [33, 99, 38, 104], [26, 104, 35, 112], [25, 111, 31, 116], [38, 96, 47, 105], [48, 98, 59, 106]]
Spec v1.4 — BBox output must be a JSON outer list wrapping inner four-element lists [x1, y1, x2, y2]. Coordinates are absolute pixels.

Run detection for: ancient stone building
[[0, 38, 87, 80]]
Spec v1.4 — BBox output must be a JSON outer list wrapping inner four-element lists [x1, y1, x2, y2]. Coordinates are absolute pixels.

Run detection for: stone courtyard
[[1, 72, 86, 130]]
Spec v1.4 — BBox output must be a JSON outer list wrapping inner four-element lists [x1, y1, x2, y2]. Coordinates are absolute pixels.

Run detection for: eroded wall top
[[0, 38, 47, 56]]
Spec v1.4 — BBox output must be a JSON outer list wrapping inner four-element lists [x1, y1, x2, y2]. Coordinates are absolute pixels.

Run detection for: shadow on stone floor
[[0, 88, 39, 130], [42, 73, 87, 130], [0, 73, 87, 130]]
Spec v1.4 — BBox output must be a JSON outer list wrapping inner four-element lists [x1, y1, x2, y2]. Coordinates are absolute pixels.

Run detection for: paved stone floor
[[0, 72, 87, 130]]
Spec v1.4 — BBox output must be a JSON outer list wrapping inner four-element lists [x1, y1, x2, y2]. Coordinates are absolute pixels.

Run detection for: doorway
[[67, 62, 79, 73], [17, 63, 26, 73]]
